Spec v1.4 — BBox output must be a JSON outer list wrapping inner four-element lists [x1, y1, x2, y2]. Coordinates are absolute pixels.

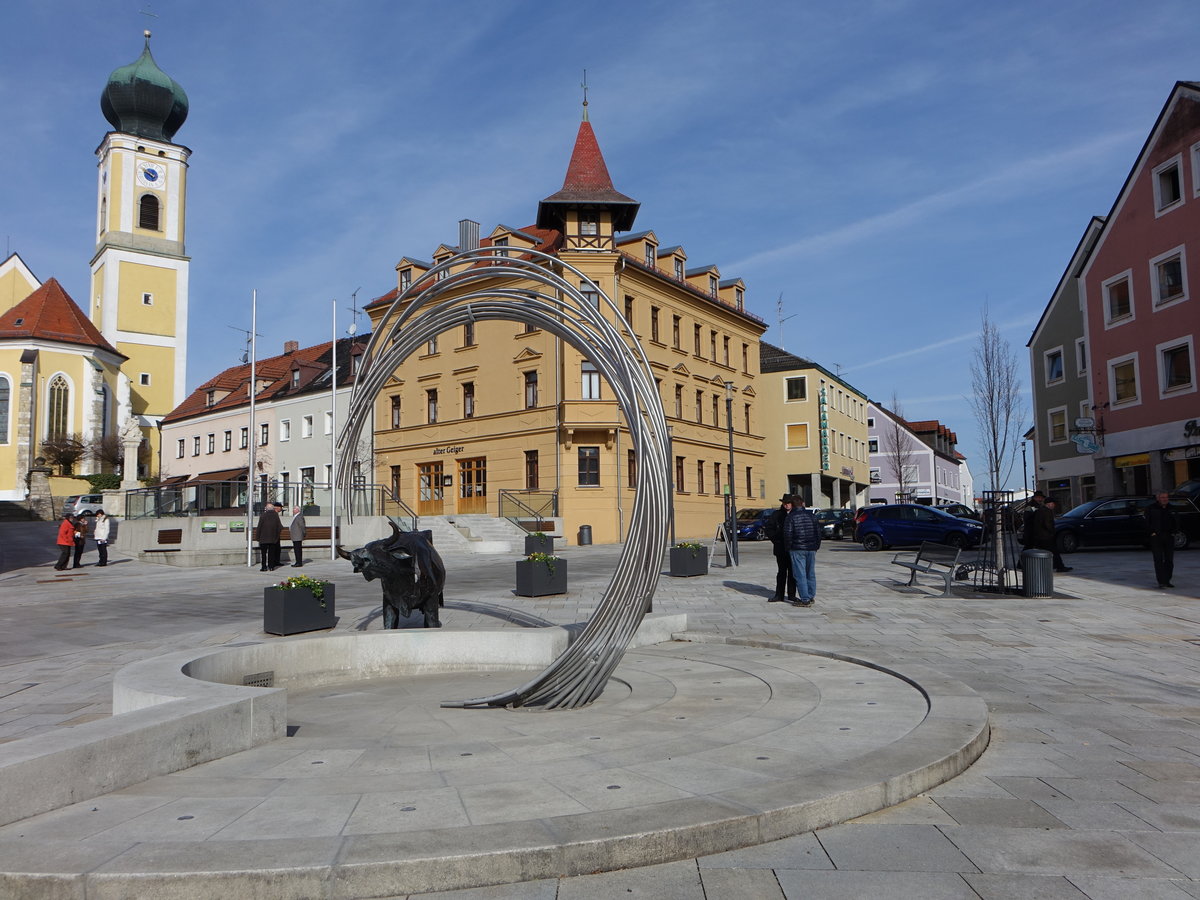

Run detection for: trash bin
[[577, 524, 593, 546], [1021, 549, 1053, 598]]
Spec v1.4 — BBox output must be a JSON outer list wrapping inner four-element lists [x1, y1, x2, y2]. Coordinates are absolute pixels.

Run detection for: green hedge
[[83, 473, 121, 491]]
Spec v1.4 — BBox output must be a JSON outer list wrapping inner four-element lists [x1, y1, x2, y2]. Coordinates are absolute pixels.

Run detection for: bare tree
[[85, 434, 146, 473], [882, 393, 917, 501], [40, 434, 86, 475], [968, 305, 1026, 493]]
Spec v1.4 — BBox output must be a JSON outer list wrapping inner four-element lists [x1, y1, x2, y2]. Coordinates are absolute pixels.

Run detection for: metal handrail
[[122, 482, 411, 524], [497, 489, 558, 530]]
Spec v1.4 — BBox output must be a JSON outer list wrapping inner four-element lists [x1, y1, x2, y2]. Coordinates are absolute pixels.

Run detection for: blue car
[[853, 503, 984, 552], [735, 507, 774, 540]]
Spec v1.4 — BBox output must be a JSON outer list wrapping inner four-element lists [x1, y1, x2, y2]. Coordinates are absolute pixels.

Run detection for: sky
[[3, 0, 1199, 491]]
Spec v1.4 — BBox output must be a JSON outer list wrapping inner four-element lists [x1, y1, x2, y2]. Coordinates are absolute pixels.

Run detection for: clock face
[[136, 162, 165, 189]]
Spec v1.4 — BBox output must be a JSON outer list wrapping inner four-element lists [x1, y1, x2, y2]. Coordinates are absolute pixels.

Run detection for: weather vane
[[581, 69, 589, 121]]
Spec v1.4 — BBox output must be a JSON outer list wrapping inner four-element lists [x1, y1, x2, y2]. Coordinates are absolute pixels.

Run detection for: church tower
[[90, 31, 190, 474]]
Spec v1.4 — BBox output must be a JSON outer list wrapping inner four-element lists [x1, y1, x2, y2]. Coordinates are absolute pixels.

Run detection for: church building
[[0, 33, 190, 502]]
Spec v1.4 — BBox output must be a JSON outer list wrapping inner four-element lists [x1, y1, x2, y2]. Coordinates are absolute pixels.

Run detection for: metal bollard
[[1021, 549, 1054, 598]]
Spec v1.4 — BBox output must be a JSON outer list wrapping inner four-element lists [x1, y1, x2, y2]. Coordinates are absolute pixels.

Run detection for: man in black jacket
[[1145, 492, 1178, 588], [784, 497, 822, 607], [765, 495, 796, 603]]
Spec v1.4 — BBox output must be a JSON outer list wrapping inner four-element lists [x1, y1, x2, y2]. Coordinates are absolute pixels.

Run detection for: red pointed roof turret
[[0, 278, 124, 357], [537, 114, 639, 232]]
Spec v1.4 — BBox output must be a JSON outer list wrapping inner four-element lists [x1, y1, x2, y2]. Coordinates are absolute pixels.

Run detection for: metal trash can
[[1021, 549, 1054, 598], [577, 524, 593, 546]]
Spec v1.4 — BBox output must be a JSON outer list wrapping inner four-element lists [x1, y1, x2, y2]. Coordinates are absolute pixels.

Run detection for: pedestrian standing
[[54, 513, 75, 570], [288, 505, 306, 567], [93, 510, 111, 567], [71, 515, 88, 568], [765, 495, 797, 603], [784, 497, 822, 607], [1145, 492, 1178, 588], [256, 502, 282, 571]]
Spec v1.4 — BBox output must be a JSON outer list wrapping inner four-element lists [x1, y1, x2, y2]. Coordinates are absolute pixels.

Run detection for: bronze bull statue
[[337, 523, 445, 628]]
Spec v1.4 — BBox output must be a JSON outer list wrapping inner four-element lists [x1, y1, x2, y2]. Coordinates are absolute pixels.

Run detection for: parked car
[[1053, 495, 1200, 552], [735, 507, 774, 541], [936, 502, 980, 520], [62, 494, 105, 517], [853, 503, 985, 552], [813, 508, 854, 540]]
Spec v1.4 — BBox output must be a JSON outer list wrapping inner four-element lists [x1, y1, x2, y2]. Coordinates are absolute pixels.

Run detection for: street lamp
[[1021, 439, 1029, 496], [724, 381, 738, 566]]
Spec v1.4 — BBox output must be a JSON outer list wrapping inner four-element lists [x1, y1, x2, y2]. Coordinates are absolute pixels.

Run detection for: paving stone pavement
[[1, 523, 1199, 898]]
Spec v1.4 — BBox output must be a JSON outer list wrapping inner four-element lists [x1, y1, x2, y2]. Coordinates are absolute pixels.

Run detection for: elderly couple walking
[[765, 494, 821, 607]]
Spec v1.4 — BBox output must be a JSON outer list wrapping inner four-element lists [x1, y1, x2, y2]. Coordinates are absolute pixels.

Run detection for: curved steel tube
[[337, 248, 670, 709]]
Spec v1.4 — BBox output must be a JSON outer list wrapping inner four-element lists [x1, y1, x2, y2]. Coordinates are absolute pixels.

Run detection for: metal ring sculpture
[[336, 247, 671, 709]]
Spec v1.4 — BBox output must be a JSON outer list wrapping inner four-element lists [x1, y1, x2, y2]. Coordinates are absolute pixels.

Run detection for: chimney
[[284, 340, 299, 354], [458, 218, 480, 251]]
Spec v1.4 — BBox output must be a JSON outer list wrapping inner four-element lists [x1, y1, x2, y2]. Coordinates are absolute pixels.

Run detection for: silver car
[[63, 494, 106, 517]]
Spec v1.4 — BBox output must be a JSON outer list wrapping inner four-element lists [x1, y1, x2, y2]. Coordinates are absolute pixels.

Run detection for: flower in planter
[[272, 573, 331, 607], [525, 551, 560, 574], [674, 541, 704, 556]]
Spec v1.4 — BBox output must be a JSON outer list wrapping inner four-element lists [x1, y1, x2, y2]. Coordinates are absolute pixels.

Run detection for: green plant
[[525, 551, 559, 574], [674, 541, 703, 556], [529, 531, 546, 538], [273, 574, 330, 607], [84, 473, 121, 492]]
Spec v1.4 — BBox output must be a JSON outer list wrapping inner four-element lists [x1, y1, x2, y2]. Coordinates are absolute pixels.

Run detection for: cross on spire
[[581, 69, 589, 122]]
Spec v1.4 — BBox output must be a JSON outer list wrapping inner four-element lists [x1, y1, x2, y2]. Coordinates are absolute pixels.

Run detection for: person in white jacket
[[93, 510, 111, 567]]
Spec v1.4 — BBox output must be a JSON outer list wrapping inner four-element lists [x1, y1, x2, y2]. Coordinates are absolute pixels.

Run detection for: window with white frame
[[581, 361, 601, 400], [176, 438, 185, 458], [1103, 271, 1134, 326], [785, 423, 810, 449], [869, 438, 879, 453], [324, 411, 333, 434], [192, 436, 200, 456], [1109, 353, 1140, 407], [239, 427, 248, 449], [280, 419, 290, 441], [1158, 337, 1195, 396], [1153, 154, 1184, 214], [1075, 338, 1088, 376], [223, 430, 232, 451], [142, 292, 153, 306], [1048, 407, 1068, 444], [785, 376, 807, 401], [1044, 347, 1064, 385], [259, 423, 269, 445], [399, 269, 412, 290], [302, 415, 313, 438], [1150, 246, 1187, 307], [579, 214, 598, 236], [207, 433, 215, 453], [139, 373, 151, 386], [580, 280, 599, 309], [673, 258, 684, 280]]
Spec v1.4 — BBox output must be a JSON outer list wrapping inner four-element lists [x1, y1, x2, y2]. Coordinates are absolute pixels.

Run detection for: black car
[[936, 503, 980, 521], [813, 508, 854, 540], [1053, 495, 1200, 552]]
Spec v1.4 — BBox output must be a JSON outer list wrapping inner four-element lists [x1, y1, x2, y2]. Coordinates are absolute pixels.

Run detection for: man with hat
[[764, 494, 797, 603]]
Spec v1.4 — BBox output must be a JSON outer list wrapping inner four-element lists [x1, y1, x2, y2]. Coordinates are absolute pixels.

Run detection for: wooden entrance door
[[416, 462, 444, 516], [457, 457, 487, 514]]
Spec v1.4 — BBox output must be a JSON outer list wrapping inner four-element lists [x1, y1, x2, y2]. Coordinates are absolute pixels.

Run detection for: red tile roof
[[0, 278, 123, 357]]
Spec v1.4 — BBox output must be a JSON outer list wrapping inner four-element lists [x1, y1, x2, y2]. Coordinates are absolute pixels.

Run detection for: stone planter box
[[263, 584, 336, 635], [669, 546, 708, 577], [514, 558, 567, 597], [524, 534, 554, 555]]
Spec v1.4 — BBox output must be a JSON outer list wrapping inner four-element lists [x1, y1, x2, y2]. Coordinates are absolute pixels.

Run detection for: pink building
[[1080, 81, 1200, 495]]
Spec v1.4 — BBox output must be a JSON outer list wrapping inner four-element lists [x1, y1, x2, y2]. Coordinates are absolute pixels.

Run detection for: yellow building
[[89, 32, 192, 473], [0, 273, 126, 500], [758, 342, 870, 509], [367, 113, 767, 544]]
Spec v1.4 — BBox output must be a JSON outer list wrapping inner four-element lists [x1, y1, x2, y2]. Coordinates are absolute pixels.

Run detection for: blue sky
[[3, 0, 1199, 490]]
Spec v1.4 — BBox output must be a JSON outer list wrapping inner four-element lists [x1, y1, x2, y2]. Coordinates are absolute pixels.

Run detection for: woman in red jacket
[[54, 513, 76, 571]]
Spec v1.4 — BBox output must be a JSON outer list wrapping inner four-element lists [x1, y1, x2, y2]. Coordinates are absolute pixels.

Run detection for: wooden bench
[[251, 526, 336, 564], [890, 541, 963, 596], [144, 528, 183, 554]]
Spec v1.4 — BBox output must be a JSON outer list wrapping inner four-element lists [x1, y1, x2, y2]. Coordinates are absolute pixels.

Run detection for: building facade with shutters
[[366, 111, 767, 544]]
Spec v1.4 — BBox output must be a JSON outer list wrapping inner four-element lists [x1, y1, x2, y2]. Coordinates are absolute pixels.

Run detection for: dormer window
[[644, 243, 655, 266], [291, 369, 300, 388], [205, 390, 215, 407], [494, 236, 509, 258], [709, 275, 718, 297], [399, 269, 412, 290], [735, 288, 744, 310], [580, 214, 599, 236], [674, 258, 684, 280]]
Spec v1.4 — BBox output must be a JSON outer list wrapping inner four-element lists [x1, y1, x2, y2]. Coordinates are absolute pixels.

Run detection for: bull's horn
[[380, 519, 404, 549], [335, 545, 352, 560]]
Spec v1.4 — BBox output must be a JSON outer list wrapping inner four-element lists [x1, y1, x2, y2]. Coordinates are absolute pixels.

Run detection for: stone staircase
[[418, 514, 533, 555], [0, 500, 36, 521]]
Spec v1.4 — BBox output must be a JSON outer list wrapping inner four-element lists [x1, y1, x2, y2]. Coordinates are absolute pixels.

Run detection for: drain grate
[[242, 671, 275, 688]]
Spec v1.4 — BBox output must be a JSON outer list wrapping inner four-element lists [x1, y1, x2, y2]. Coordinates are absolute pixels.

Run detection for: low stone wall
[[0, 614, 688, 828]]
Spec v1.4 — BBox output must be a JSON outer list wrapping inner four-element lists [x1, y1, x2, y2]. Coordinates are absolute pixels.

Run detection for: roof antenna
[[580, 69, 589, 122], [346, 287, 362, 336]]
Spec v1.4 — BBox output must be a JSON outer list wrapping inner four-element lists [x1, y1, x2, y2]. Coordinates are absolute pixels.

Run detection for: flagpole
[[246, 289, 258, 567], [330, 299, 338, 560]]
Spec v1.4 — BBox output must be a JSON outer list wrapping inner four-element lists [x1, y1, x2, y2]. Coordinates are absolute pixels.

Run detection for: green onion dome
[[100, 31, 188, 142]]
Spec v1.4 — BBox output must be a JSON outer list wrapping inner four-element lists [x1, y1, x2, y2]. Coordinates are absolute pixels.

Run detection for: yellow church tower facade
[[89, 31, 190, 475]]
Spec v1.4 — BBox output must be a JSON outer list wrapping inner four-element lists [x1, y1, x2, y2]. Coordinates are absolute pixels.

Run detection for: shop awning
[[184, 467, 249, 486]]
